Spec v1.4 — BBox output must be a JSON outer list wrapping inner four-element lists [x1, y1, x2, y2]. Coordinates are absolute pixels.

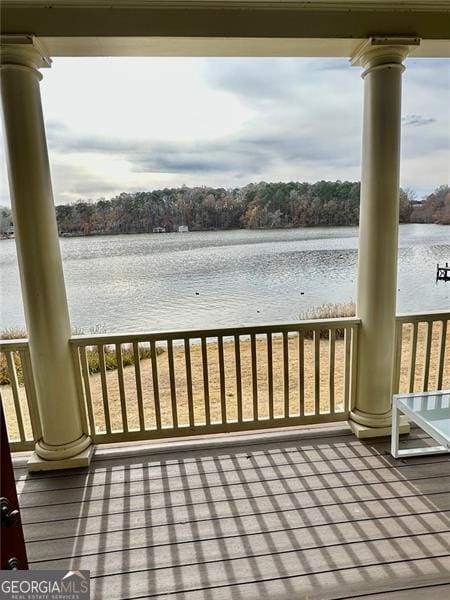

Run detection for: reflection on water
[[0, 224, 448, 333]]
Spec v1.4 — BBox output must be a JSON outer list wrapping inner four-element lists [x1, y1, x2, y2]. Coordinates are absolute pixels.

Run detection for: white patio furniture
[[391, 390, 450, 458]]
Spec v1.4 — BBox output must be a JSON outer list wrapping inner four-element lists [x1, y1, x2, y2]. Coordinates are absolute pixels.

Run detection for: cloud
[[49, 161, 123, 204], [43, 57, 364, 182], [402, 114, 436, 127], [46, 115, 361, 181], [405, 57, 450, 91], [205, 59, 300, 103], [400, 149, 450, 191], [204, 57, 354, 106], [45, 120, 69, 134], [0, 56, 447, 205]]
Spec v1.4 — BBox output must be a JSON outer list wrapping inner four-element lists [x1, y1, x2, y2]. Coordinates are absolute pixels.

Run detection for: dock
[[436, 263, 450, 282]]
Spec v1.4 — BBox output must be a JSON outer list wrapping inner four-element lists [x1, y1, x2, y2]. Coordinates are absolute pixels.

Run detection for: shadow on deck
[[13, 424, 450, 599]]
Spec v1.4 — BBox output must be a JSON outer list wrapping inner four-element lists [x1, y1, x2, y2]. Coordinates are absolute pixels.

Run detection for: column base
[[28, 444, 94, 472], [34, 433, 92, 461], [349, 415, 410, 439]]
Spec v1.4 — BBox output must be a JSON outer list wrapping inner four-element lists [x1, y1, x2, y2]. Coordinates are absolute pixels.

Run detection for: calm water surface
[[0, 224, 448, 333]]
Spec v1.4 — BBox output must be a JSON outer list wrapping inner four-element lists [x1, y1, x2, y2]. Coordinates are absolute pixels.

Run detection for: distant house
[[153, 226, 166, 233], [178, 225, 189, 233]]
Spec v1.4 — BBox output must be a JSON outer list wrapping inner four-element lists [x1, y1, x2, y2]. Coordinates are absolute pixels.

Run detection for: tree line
[[1, 181, 449, 237]]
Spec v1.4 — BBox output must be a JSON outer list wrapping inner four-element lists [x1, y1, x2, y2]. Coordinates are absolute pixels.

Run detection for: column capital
[[1, 35, 51, 72], [350, 36, 420, 75]]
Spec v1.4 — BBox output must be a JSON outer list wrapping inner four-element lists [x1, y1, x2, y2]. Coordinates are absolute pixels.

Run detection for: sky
[[0, 56, 449, 206]]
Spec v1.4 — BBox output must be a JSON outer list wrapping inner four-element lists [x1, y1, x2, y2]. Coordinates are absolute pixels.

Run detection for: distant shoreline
[[1, 222, 448, 242], [2, 182, 448, 237], [51, 222, 447, 239]]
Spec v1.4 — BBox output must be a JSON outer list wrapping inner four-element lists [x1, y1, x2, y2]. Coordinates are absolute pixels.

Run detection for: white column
[[0, 35, 92, 469], [349, 37, 419, 438]]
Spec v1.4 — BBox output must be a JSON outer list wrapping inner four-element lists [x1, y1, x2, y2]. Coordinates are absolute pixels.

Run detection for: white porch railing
[[393, 311, 450, 395], [0, 339, 41, 451], [70, 318, 359, 444], [1, 311, 448, 450]]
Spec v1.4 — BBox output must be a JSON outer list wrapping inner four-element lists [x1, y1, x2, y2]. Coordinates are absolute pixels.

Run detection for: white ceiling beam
[[2, 1, 449, 57]]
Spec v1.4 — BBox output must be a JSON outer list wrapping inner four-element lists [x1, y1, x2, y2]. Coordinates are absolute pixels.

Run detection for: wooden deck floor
[[13, 424, 450, 599]]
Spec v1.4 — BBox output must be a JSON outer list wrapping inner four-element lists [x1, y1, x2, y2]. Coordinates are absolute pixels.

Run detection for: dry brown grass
[[0, 327, 28, 340], [300, 301, 356, 321], [2, 321, 449, 442], [0, 329, 27, 387]]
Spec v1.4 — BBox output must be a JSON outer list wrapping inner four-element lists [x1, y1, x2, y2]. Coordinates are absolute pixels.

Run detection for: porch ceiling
[[2, 1, 449, 57]]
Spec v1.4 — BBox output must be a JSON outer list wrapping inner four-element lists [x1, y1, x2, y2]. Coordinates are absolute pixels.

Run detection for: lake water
[[0, 224, 448, 334]]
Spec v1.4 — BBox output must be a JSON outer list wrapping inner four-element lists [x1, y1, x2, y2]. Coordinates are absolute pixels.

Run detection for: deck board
[[17, 456, 450, 509], [15, 441, 449, 496], [28, 513, 450, 568], [22, 491, 450, 544], [14, 424, 450, 599]]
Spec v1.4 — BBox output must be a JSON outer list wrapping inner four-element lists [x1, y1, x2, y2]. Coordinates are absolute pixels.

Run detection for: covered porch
[[2, 23, 449, 460], [1, 1, 449, 594]]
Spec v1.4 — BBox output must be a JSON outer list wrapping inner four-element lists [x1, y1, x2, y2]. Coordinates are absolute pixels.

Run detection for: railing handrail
[[0, 338, 29, 351], [396, 310, 450, 324], [69, 317, 362, 346], [3, 311, 448, 350]]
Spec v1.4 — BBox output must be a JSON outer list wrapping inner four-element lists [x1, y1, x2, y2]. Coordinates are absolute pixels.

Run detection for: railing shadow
[[14, 427, 450, 599]]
